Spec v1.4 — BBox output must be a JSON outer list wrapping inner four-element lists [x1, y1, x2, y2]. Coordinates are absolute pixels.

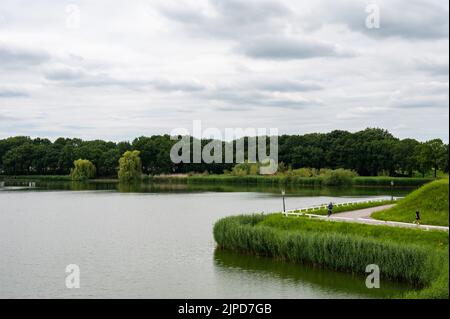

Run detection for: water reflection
[[0, 181, 416, 298], [214, 249, 414, 299], [0, 179, 413, 197]]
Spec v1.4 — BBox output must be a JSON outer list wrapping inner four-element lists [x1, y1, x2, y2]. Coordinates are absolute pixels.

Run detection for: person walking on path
[[327, 202, 333, 217], [415, 210, 421, 225]]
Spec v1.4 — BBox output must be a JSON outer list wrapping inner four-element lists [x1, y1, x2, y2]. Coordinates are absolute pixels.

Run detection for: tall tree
[[118, 150, 143, 182]]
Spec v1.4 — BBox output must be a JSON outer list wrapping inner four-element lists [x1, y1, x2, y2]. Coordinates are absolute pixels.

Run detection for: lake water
[[0, 181, 413, 298]]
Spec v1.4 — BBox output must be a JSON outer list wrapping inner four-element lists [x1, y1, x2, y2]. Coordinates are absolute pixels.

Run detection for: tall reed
[[213, 214, 448, 298]]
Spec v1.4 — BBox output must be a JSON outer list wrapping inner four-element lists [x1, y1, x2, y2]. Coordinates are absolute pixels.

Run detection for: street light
[[281, 190, 286, 213], [390, 180, 394, 201]]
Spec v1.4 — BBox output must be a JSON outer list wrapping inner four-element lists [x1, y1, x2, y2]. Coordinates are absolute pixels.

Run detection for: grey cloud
[[415, 60, 449, 76], [210, 0, 289, 24], [313, 0, 449, 40], [236, 36, 354, 60], [392, 98, 448, 109], [389, 82, 449, 109], [44, 67, 205, 92], [0, 88, 29, 98], [0, 0, 448, 142], [373, 0, 448, 39], [0, 44, 50, 68], [163, 0, 450, 43], [158, 1, 354, 61], [151, 79, 205, 92], [158, 0, 290, 38], [44, 68, 87, 81], [250, 80, 323, 92], [0, 114, 19, 122], [45, 69, 132, 88], [207, 89, 318, 110], [218, 79, 323, 93]]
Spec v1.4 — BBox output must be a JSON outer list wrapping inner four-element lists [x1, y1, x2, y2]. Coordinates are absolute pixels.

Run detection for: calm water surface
[[0, 182, 413, 298]]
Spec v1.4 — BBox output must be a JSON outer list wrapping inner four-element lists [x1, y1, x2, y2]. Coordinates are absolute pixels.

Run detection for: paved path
[[301, 204, 449, 232], [330, 204, 395, 219]]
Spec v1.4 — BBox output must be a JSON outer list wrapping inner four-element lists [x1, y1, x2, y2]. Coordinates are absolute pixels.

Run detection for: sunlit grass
[[213, 214, 448, 299], [373, 179, 449, 226]]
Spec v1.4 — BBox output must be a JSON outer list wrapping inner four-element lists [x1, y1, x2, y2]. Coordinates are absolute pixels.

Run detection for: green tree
[[118, 150, 143, 182], [2, 143, 35, 174], [99, 148, 120, 177], [427, 139, 448, 178], [132, 135, 175, 174], [0, 129, 446, 178], [393, 139, 420, 176], [70, 159, 96, 181], [417, 139, 447, 178], [443, 144, 449, 174]]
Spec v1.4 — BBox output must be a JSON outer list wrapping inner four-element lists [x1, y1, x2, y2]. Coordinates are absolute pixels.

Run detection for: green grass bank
[[372, 179, 449, 226], [183, 175, 431, 187], [1, 174, 433, 187], [213, 214, 448, 299], [0, 175, 73, 181]]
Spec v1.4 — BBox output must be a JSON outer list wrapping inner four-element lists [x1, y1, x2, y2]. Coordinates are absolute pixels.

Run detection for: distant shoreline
[[0, 174, 433, 188]]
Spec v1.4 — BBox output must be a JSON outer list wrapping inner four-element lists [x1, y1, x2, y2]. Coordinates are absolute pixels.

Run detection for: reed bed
[[187, 175, 430, 187], [213, 214, 448, 299], [353, 176, 433, 187]]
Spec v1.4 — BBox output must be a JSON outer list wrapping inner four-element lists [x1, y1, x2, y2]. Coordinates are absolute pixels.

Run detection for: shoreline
[[213, 213, 448, 299], [0, 174, 433, 188]]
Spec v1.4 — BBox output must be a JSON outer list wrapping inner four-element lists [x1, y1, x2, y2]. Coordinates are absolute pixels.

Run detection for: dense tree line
[[0, 128, 448, 178]]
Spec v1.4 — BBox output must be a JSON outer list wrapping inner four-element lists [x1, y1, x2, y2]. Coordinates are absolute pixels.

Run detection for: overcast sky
[[0, 0, 448, 142]]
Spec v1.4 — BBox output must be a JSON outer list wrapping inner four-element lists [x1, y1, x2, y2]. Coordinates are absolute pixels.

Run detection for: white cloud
[[0, 0, 448, 141]]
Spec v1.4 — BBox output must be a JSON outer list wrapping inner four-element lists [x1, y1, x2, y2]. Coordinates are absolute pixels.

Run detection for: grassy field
[[213, 214, 448, 299], [372, 179, 449, 226]]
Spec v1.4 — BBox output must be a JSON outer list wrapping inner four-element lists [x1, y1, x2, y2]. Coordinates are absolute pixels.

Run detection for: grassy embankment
[[214, 214, 448, 299], [372, 179, 449, 226], [213, 180, 449, 298]]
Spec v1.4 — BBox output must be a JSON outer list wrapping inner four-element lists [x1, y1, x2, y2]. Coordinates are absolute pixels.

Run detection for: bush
[[287, 167, 317, 177], [230, 162, 260, 176], [70, 159, 96, 181], [320, 168, 358, 186]]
